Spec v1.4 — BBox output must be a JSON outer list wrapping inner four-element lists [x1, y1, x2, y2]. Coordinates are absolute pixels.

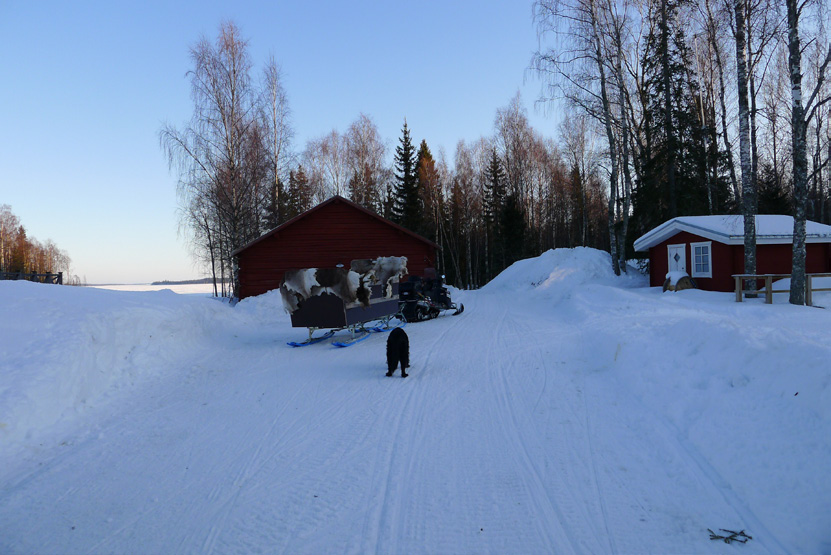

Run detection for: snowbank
[[0, 281, 230, 453], [483, 247, 645, 300]]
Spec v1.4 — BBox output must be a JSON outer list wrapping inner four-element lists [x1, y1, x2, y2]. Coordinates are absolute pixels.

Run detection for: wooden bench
[[732, 273, 831, 306]]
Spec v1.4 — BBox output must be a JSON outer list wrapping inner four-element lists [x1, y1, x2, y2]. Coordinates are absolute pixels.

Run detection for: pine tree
[[392, 120, 421, 232]]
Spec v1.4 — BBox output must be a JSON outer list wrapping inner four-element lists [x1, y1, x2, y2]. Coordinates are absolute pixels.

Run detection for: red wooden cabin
[[634, 215, 831, 292], [232, 196, 439, 300]]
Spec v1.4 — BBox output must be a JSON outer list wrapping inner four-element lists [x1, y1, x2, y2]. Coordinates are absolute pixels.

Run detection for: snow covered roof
[[633, 215, 831, 251]]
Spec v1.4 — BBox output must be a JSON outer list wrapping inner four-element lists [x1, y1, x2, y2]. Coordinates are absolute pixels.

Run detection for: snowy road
[[2, 250, 828, 553]]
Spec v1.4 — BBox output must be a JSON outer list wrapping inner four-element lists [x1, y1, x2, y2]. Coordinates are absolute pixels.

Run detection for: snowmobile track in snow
[[485, 300, 607, 553], [358, 305, 469, 553]]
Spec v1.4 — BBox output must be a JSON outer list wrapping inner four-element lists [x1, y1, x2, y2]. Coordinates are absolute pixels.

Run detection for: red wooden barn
[[232, 196, 439, 299], [633, 215, 831, 291]]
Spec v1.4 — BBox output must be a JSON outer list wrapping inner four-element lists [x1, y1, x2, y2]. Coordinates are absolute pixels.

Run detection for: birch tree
[[785, 0, 831, 304], [345, 113, 388, 211], [260, 56, 294, 230], [734, 0, 758, 295], [559, 114, 599, 246], [704, 0, 741, 200], [161, 21, 270, 297]]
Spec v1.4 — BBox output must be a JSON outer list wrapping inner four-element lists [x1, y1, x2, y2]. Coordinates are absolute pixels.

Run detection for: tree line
[[0, 204, 76, 282], [161, 22, 611, 297], [163, 7, 831, 305]]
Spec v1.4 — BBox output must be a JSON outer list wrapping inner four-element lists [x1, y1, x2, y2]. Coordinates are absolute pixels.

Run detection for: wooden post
[[806, 274, 813, 307], [735, 276, 743, 302], [765, 276, 773, 304]]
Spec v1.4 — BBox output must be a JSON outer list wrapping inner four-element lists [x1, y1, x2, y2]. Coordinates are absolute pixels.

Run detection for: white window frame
[[690, 241, 712, 278]]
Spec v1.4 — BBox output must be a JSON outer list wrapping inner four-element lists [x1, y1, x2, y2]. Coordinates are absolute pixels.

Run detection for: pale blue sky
[[1, 1, 558, 284]]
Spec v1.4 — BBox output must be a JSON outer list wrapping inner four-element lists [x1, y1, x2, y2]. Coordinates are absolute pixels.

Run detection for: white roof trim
[[633, 215, 831, 251]]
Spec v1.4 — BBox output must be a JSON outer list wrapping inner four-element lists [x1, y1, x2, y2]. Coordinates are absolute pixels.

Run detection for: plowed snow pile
[[484, 247, 643, 298], [1, 249, 829, 554]]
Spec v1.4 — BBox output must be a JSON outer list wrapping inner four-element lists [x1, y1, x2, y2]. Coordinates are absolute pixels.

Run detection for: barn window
[[691, 242, 712, 278]]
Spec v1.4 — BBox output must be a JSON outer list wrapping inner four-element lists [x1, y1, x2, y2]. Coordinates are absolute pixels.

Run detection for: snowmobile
[[398, 270, 464, 322]]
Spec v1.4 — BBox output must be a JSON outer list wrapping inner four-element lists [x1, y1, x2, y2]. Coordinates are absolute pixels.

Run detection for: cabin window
[[691, 242, 712, 278]]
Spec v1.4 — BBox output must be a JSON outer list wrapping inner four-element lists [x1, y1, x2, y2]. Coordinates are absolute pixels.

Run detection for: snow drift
[[0, 282, 229, 452], [483, 247, 645, 299]]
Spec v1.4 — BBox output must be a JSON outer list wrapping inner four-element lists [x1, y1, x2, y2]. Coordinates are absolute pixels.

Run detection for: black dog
[[386, 328, 410, 378]]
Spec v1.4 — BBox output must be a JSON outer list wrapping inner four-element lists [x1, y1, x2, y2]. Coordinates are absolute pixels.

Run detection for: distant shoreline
[[151, 278, 227, 286], [84, 278, 227, 287]]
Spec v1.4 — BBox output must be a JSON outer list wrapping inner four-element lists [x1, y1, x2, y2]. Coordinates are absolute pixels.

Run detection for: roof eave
[[634, 219, 731, 251], [634, 219, 831, 251]]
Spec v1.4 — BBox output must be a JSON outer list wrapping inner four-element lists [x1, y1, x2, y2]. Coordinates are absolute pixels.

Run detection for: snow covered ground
[[2, 247, 829, 553]]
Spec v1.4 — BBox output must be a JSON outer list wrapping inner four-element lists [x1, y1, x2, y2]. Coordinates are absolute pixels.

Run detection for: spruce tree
[[284, 165, 310, 220], [501, 193, 527, 267], [294, 165, 310, 213], [285, 170, 300, 221], [263, 177, 284, 231], [484, 149, 506, 229], [416, 140, 433, 172], [757, 163, 791, 215], [392, 120, 420, 232], [631, 0, 726, 244], [484, 149, 507, 273]]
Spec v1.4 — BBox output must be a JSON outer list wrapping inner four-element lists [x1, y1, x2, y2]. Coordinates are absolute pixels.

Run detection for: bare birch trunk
[[614, 12, 633, 274], [660, 0, 677, 218], [786, 0, 808, 304], [735, 0, 757, 295], [712, 31, 740, 200], [586, 0, 621, 275]]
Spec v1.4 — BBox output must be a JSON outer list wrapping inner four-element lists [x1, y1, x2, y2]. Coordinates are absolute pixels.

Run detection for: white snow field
[[1, 248, 829, 554]]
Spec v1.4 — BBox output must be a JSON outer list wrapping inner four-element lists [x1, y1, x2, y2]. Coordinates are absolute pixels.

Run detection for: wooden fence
[[732, 273, 831, 306], [0, 271, 63, 284]]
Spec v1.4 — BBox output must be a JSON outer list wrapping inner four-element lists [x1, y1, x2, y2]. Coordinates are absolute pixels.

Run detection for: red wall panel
[[236, 200, 437, 299], [648, 230, 831, 292]]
